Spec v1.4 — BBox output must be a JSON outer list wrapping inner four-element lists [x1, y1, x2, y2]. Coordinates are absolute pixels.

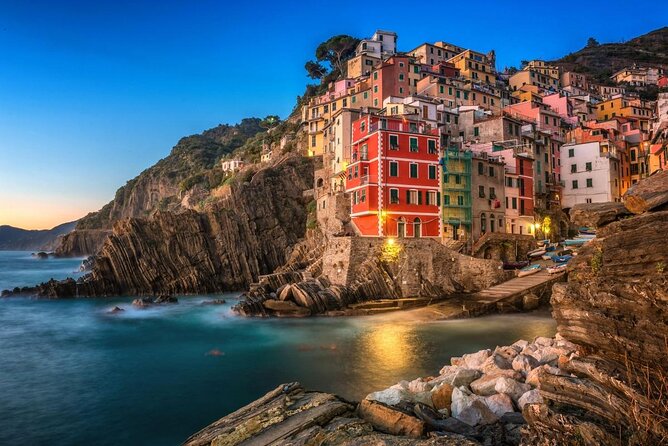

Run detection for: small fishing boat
[[536, 239, 550, 247], [552, 255, 573, 263], [545, 244, 557, 252], [518, 263, 542, 277], [578, 227, 597, 235], [541, 252, 557, 260], [547, 263, 568, 274], [528, 248, 546, 257], [562, 238, 590, 246], [503, 260, 530, 270], [576, 233, 596, 239]]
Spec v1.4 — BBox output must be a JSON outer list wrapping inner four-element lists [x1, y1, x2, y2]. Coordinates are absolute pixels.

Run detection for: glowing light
[[387, 237, 395, 246]]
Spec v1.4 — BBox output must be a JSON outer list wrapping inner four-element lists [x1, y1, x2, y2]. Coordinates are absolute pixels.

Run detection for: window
[[478, 162, 484, 175], [352, 95, 357, 104], [409, 163, 418, 178], [407, 190, 418, 204], [409, 137, 418, 152], [389, 134, 399, 149], [586, 178, 593, 188], [488, 166, 495, 177], [373, 85, 378, 93], [455, 174, 461, 184], [457, 195, 464, 206], [586, 198, 592, 203], [489, 187, 496, 199], [481, 214, 487, 233], [570, 164, 577, 173], [399, 74, 405, 81], [479, 185, 485, 197], [428, 165, 437, 180], [572, 180, 578, 189], [512, 197, 517, 209], [390, 188, 399, 204], [373, 72, 378, 80], [360, 121, 366, 132], [568, 148, 574, 158], [414, 65, 419, 74], [474, 127, 479, 137], [360, 189, 366, 202], [389, 161, 398, 177], [428, 140, 437, 154], [444, 194, 450, 205], [363, 91, 368, 99], [426, 191, 437, 205], [586, 162, 592, 171]]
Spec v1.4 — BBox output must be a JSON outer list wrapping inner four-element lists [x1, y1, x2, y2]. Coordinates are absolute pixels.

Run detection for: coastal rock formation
[[185, 337, 575, 445], [29, 156, 314, 297], [54, 229, 112, 257], [521, 173, 668, 445], [233, 237, 509, 317], [568, 202, 630, 228]]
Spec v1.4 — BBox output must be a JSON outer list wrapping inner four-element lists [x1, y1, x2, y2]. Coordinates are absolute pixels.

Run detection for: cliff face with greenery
[[57, 118, 300, 256], [551, 27, 668, 86]]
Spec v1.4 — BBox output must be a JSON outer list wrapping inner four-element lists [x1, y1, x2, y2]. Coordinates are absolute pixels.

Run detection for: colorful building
[[345, 115, 441, 237]]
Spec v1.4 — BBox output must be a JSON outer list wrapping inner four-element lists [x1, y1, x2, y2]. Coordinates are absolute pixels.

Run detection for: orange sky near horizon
[[0, 194, 103, 230]]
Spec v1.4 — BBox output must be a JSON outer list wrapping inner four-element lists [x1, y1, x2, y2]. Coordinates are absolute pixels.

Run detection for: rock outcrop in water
[[521, 171, 668, 445], [27, 156, 315, 297]]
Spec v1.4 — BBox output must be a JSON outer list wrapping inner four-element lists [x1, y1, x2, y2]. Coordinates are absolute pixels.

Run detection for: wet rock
[[262, 299, 311, 317], [200, 299, 226, 305], [623, 169, 668, 214], [430, 368, 482, 388], [511, 354, 539, 376], [357, 399, 425, 438], [132, 295, 178, 307], [107, 306, 125, 314], [366, 388, 410, 407]]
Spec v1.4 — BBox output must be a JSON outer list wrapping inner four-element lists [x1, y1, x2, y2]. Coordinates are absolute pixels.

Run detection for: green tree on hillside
[[304, 34, 360, 79]]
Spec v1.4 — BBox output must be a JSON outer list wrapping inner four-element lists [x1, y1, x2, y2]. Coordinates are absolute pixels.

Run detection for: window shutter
[[406, 190, 411, 204], [437, 192, 441, 206], [418, 191, 422, 205]]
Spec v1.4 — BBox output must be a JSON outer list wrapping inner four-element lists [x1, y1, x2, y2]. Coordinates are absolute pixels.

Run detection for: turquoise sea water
[[0, 251, 556, 445]]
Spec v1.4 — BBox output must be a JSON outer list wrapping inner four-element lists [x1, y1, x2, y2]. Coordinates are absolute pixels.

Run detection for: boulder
[[277, 284, 293, 301], [517, 389, 543, 410], [569, 202, 631, 228], [483, 393, 515, 418], [154, 294, 178, 304], [511, 339, 529, 352], [525, 365, 563, 387], [366, 388, 408, 407], [451, 387, 499, 426], [262, 299, 311, 317], [200, 299, 226, 305], [357, 399, 425, 438], [429, 368, 481, 388], [623, 169, 668, 214], [530, 346, 561, 366], [533, 337, 554, 347], [470, 374, 503, 396], [407, 378, 432, 394], [493, 345, 519, 362], [430, 383, 453, 410], [480, 353, 513, 374], [512, 354, 539, 376], [461, 349, 491, 369], [494, 377, 531, 403], [107, 306, 124, 314]]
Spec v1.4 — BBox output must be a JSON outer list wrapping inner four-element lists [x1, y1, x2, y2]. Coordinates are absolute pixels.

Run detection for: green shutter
[[417, 191, 422, 205], [437, 192, 441, 206], [406, 190, 411, 204]]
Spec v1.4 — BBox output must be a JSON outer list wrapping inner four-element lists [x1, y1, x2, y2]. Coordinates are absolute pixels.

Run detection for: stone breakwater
[[183, 335, 576, 446]]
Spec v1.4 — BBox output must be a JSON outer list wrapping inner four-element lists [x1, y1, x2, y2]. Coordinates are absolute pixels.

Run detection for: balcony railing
[[368, 121, 437, 135]]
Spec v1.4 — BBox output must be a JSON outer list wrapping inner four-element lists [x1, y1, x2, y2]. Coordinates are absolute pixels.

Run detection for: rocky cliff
[[522, 171, 668, 445], [34, 155, 314, 297], [55, 119, 271, 257]]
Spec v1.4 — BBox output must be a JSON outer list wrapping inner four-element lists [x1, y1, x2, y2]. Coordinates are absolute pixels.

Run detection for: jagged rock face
[[522, 177, 668, 445], [45, 156, 314, 297], [54, 229, 111, 257]]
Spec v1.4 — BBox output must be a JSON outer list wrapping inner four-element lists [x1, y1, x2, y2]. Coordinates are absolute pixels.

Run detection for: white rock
[[480, 353, 513, 374], [451, 387, 499, 426], [525, 365, 564, 387], [533, 336, 554, 347], [470, 374, 504, 396], [461, 349, 492, 369], [484, 393, 515, 417], [518, 389, 544, 409], [512, 354, 539, 376], [412, 390, 435, 407], [429, 368, 481, 388], [407, 378, 432, 393], [494, 377, 531, 403], [389, 380, 409, 390], [511, 339, 529, 352], [366, 388, 409, 406], [494, 345, 519, 362], [531, 347, 561, 366]]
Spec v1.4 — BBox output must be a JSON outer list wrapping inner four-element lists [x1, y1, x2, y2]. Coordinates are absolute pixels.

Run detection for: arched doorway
[[413, 218, 422, 238], [397, 218, 406, 238]]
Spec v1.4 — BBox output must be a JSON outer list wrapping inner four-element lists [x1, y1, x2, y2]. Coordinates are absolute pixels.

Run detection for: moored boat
[[518, 263, 542, 277], [546, 263, 568, 274], [503, 260, 530, 270], [542, 252, 556, 260], [552, 255, 573, 263], [528, 249, 546, 257], [562, 238, 590, 246]]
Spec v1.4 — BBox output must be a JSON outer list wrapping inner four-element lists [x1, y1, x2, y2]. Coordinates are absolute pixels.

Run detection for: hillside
[[0, 221, 77, 251], [552, 26, 668, 85]]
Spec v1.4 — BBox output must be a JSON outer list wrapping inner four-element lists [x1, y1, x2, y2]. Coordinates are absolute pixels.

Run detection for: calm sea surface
[[0, 251, 556, 445]]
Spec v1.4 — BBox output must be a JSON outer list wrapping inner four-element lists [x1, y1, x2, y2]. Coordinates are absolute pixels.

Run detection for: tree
[[520, 60, 529, 68], [260, 115, 280, 130], [586, 37, 599, 48], [314, 35, 360, 76], [304, 60, 327, 79]]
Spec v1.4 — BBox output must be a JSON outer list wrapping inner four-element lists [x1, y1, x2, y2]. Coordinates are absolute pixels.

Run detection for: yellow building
[[408, 41, 465, 66], [447, 49, 496, 85], [595, 97, 654, 131], [524, 60, 560, 79], [509, 69, 558, 92], [347, 54, 381, 79]]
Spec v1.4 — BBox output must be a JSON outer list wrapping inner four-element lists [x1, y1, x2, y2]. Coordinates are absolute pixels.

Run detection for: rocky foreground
[[183, 336, 574, 446]]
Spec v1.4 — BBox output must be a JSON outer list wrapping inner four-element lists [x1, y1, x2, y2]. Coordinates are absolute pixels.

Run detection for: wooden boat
[[541, 252, 557, 260], [518, 264, 542, 277], [545, 244, 557, 252], [503, 260, 530, 270], [562, 238, 590, 246], [576, 233, 596, 239], [552, 255, 573, 263], [578, 227, 597, 235], [547, 263, 568, 274], [528, 249, 546, 257], [536, 239, 550, 247]]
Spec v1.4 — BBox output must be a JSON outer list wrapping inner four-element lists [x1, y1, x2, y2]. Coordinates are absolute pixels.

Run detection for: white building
[[560, 141, 622, 208], [221, 159, 245, 172], [355, 30, 397, 59]]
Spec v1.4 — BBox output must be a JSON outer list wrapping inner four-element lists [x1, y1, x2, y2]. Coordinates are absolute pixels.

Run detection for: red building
[[345, 115, 441, 237], [370, 55, 412, 108]]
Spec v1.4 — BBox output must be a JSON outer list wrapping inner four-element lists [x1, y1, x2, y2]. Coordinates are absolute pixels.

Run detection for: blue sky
[[1, 0, 667, 228]]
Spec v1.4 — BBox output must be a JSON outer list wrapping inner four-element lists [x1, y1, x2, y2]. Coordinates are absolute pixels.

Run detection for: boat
[[541, 252, 557, 260], [576, 233, 596, 239], [518, 264, 542, 277], [528, 248, 546, 257], [536, 239, 550, 247], [552, 255, 573, 263], [503, 260, 530, 270], [562, 238, 590, 246], [545, 244, 557, 252], [578, 227, 597, 235], [547, 263, 568, 274]]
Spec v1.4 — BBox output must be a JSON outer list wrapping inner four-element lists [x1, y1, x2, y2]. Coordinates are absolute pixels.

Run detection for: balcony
[[368, 120, 437, 135]]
